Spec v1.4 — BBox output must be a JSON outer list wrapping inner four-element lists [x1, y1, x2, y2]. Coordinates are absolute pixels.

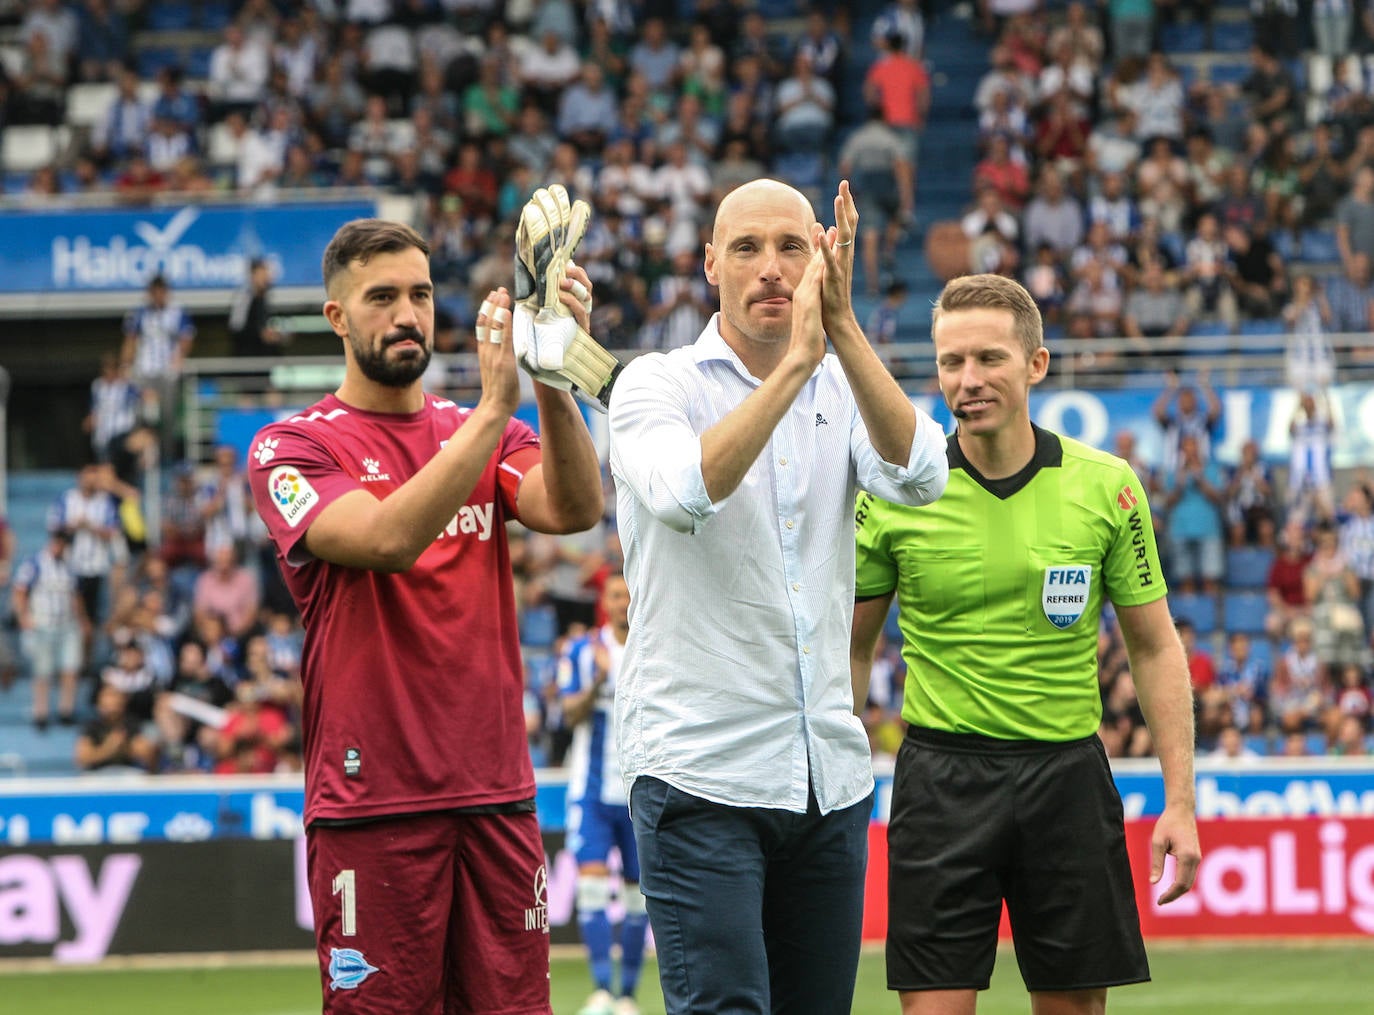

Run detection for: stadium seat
[[1244, 733, 1272, 756], [199, 1, 233, 28], [0, 45, 21, 79], [1159, 22, 1206, 52], [1299, 229, 1340, 264], [773, 151, 825, 193], [520, 604, 558, 650], [205, 122, 241, 167], [186, 46, 215, 79], [883, 601, 902, 644], [1238, 318, 1284, 336], [376, 193, 420, 227], [1188, 320, 1233, 338], [1209, 61, 1250, 85], [1226, 546, 1274, 588], [1171, 592, 1217, 634], [1223, 591, 1270, 636], [1248, 634, 1275, 672], [146, 2, 195, 30], [1212, 21, 1254, 51], [1273, 230, 1299, 261], [1, 126, 66, 172], [1305, 731, 1328, 755], [1307, 54, 1334, 95], [65, 82, 119, 129], [137, 47, 184, 79]]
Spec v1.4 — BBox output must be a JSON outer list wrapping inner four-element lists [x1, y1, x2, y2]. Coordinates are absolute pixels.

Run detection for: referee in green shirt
[[851, 274, 1201, 1015]]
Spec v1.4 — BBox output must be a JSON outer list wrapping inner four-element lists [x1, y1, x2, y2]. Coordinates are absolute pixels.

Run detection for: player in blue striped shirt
[[558, 574, 647, 1015]]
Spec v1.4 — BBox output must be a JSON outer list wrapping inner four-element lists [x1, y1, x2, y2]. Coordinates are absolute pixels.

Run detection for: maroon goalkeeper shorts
[[307, 808, 551, 1014]]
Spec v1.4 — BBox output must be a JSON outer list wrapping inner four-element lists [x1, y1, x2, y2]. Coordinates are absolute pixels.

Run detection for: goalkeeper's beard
[[349, 324, 432, 388]]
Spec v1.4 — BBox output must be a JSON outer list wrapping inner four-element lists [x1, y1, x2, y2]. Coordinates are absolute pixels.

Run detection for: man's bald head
[[712, 179, 816, 247]]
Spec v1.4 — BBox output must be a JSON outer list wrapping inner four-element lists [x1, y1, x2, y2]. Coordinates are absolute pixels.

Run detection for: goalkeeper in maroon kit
[[249, 205, 608, 1014]]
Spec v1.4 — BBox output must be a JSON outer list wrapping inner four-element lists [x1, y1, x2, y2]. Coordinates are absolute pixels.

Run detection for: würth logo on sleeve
[[1117, 485, 1138, 511], [359, 457, 391, 483]]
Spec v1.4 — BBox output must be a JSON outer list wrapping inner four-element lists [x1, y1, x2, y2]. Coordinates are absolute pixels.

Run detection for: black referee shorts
[[886, 726, 1149, 994]]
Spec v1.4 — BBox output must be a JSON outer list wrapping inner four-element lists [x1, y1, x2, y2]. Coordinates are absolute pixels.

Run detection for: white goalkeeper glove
[[512, 185, 623, 410]]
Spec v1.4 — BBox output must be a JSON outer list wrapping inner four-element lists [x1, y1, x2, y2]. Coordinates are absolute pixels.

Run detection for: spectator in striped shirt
[[11, 530, 88, 730], [49, 464, 127, 637], [0, 516, 14, 689], [85, 353, 142, 464], [1339, 483, 1374, 638], [121, 274, 195, 459]]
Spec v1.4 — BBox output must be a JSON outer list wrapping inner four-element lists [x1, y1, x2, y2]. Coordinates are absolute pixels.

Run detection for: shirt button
[[779, 457, 788, 466], [786, 520, 795, 529], [803, 646, 811, 655], [792, 583, 801, 591]]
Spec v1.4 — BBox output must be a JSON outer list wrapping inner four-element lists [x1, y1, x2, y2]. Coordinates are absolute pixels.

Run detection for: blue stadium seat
[[137, 47, 183, 78], [1188, 320, 1233, 338], [1305, 731, 1329, 755], [1244, 733, 1272, 756], [199, 2, 233, 29], [1239, 318, 1285, 336], [1273, 231, 1299, 261], [520, 604, 558, 650], [1226, 546, 1274, 588], [755, 0, 802, 16], [1248, 634, 1275, 672], [1299, 229, 1340, 264], [1159, 22, 1206, 52], [884, 601, 903, 643], [1213, 22, 1255, 52], [1043, 322, 1066, 339], [186, 46, 214, 79], [773, 151, 825, 192], [1161, 231, 1186, 264], [1171, 592, 1217, 634], [146, 3, 194, 31], [1210, 61, 1251, 85], [1223, 591, 1270, 635]]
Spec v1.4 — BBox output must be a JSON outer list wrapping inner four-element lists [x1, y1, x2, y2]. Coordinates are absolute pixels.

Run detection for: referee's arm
[[1116, 596, 1202, 904], [850, 591, 895, 717]]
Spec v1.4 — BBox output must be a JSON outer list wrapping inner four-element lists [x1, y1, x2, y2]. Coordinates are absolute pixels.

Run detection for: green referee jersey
[[855, 425, 1168, 741]]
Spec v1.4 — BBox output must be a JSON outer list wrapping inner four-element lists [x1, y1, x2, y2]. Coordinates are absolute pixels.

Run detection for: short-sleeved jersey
[[557, 625, 627, 808], [855, 426, 1167, 741], [248, 392, 541, 826]]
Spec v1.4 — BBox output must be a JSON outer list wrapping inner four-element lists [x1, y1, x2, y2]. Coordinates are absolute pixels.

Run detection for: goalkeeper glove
[[513, 185, 623, 410]]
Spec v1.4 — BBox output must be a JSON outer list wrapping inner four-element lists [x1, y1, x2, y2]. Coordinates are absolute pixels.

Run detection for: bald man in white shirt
[[608, 178, 947, 1015]]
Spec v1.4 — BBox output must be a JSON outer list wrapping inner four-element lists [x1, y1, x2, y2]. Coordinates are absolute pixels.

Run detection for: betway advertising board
[[0, 201, 372, 295]]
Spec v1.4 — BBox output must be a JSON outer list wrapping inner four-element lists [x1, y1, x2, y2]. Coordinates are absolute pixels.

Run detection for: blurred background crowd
[[2, 0, 1374, 779]]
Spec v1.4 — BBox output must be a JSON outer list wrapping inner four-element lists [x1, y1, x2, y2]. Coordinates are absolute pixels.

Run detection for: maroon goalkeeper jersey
[[249, 393, 541, 826]]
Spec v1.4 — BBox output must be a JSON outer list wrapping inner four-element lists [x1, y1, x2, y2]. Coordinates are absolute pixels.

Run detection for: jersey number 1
[[333, 869, 357, 936]]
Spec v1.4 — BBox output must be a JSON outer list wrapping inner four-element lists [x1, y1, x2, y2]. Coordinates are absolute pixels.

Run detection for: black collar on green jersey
[[948, 424, 1063, 500]]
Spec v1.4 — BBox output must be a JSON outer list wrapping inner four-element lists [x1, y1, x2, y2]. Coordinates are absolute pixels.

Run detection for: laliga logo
[[1156, 821, 1374, 931], [49, 207, 276, 289]]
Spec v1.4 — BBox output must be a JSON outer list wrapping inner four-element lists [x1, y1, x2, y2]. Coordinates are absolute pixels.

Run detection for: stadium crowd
[[1, 0, 1373, 776]]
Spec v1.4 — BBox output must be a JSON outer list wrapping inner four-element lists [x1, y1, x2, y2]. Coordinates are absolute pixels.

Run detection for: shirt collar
[[690, 313, 823, 386]]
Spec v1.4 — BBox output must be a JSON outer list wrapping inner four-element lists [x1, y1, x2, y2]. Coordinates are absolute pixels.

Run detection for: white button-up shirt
[[609, 316, 948, 814]]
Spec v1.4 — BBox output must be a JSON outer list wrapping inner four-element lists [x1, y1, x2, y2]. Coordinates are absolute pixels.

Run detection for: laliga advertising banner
[[0, 201, 374, 294], [862, 818, 1374, 943]]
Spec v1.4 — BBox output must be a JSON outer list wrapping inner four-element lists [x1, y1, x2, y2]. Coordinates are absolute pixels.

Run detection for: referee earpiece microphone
[[943, 390, 969, 420]]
